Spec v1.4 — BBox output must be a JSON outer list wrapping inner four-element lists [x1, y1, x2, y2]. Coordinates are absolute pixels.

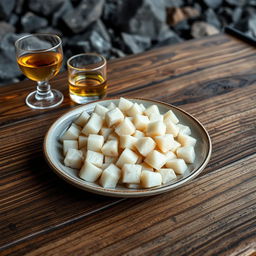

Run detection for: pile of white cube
[[61, 98, 197, 189]]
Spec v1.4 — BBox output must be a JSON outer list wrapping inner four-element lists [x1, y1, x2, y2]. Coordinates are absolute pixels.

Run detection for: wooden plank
[[1, 155, 255, 256]]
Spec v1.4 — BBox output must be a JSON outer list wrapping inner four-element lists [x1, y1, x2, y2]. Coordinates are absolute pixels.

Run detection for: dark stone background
[[0, 0, 255, 85]]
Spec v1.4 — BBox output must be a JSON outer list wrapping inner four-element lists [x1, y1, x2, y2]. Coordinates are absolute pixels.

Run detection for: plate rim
[[43, 97, 212, 197]]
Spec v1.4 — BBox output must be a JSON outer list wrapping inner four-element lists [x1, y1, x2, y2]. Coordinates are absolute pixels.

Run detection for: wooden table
[[1, 34, 255, 256]]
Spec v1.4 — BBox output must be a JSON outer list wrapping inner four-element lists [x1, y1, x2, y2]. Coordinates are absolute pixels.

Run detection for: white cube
[[141, 171, 162, 188], [61, 124, 80, 141], [164, 119, 179, 137], [118, 97, 133, 112], [164, 151, 177, 161], [71, 123, 82, 130], [79, 161, 102, 182], [146, 121, 166, 137], [133, 130, 145, 138], [177, 124, 191, 135], [64, 148, 83, 169], [177, 134, 197, 147], [101, 140, 119, 157], [126, 103, 143, 117], [144, 150, 167, 170], [135, 137, 156, 157], [120, 135, 137, 150], [74, 111, 90, 127], [99, 163, 121, 188], [63, 140, 78, 155], [139, 103, 146, 111], [94, 104, 109, 118], [144, 105, 160, 116], [164, 110, 179, 124], [87, 134, 104, 152], [158, 168, 177, 184], [104, 156, 117, 164], [107, 102, 116, 110], [81, 113, 103, 135], [78, 135, 88, 149], [165, 158, 187, 175], [80, 147, 87, 158], [133, 114, 149, 131], [149, 113, 163, 122], [176, 146, 196, 163], [116, 148, 139, 167], [115, 117, 135, 136], [108, 132, 119, 141], [154, 134, 175, 153], [122, 164, 142, 183], [99, 127, 113, 141], [86, 150, 104, 167], [141, 162, 154, 172], [105, 107, 124, 127], [170, 140, 181, 152]]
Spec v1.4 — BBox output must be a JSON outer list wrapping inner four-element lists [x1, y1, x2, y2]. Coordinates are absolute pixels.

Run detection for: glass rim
[[15, 33, 62, 53], [67, 53, 107, 71]]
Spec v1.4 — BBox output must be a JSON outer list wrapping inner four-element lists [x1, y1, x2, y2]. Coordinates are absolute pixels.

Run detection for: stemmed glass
[[15, 34, 64, 109]]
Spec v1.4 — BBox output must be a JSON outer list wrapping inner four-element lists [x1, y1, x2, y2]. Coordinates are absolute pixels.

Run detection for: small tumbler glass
[[67, 53, 107, 104]]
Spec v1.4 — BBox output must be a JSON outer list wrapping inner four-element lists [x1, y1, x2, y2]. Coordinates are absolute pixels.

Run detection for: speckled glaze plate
[[43, 98, 212, 198]]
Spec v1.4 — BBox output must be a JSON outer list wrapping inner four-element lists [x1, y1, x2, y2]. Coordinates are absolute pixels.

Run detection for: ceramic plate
[[43, 98, 212, 197]]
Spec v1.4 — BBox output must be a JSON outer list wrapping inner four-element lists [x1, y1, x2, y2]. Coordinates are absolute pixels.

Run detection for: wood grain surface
[[0, 34, 255, 256]]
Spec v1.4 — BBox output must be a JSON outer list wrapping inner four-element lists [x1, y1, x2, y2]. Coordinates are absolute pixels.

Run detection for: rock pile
[[0, 0, 255, 85]]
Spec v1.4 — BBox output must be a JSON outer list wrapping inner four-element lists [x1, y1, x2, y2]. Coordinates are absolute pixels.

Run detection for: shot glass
[[67, 53, 107, 104]]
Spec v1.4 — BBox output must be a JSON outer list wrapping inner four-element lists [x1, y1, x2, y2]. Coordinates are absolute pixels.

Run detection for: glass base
[[26, 89, 64, 109], [70, 93, 105, 104]]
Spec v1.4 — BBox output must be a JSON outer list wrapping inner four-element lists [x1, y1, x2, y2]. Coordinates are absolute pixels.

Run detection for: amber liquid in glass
[[17, 52, 62, 81], [69, 73, 107, 98]]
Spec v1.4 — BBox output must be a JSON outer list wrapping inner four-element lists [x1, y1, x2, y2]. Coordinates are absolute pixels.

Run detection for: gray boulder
[[121, 33, 151, 54], [0, 34, 25, 80], [52, 0, 73, 27], [0, 22, 15, 40], [203, 0, 223, 9], [116, 0, 167, 39], [63, 0, 105, 33], [28, 0, 65, 16], [205, 9, 221, 29], [21, 12, 48, 33], [0, 0, 15, 19]]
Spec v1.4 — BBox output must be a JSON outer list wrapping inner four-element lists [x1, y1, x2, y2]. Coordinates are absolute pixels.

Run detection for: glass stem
[[35, 81, 54, 101]]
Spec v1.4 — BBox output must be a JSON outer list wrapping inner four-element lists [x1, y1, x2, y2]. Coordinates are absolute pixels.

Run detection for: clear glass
[[15, 34, 64, 109], [67, 53, 107, 104]]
